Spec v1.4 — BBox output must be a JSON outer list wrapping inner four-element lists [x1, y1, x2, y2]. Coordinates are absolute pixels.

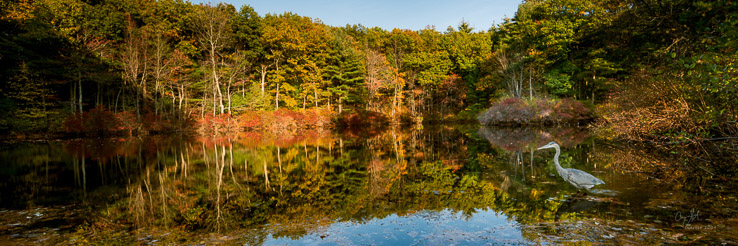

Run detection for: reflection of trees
[[590, 141, 738, 234], [73, 126, 492, 242], [477, 126, 589, 151], [0, 136, 192, 209], [5, 128, 736, 244], [0, 126, 480, 243], [480, 136, 738, 244], [473, 136, 611, 228], [473, 125, 592, 225]]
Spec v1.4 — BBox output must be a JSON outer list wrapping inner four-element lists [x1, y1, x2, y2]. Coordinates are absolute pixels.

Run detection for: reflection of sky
[[265, 209, 526, 245]]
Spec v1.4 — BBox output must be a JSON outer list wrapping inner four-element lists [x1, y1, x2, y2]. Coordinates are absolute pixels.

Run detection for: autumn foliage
[[196, 113, 239, 135], [63, 106, 181, 136], [62, 106, 136, 136], [335, 109, 390, 137], [478, 97, 592, 126], [593, 72, 702, 142], [230, 109, 333, 134], [336, 110, 389, 127]]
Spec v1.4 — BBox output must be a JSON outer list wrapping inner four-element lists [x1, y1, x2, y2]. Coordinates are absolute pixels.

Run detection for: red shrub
[[276, 109, 304, 125], [142, 111, 173, 133], [499, 97, 524, 106], [300, 109, 331, 128], [336, 109, 389, 137], [303, 110, 319, 126], [237, 110, 262, 129], [63, 106, 124, 135], [196, 113, 238, 135], [236, 109, 333, 133], [85, 106, 118, 134], [116, 111, 139, 136], [63, 113, 85, 133], [259, 109, 297, 132]]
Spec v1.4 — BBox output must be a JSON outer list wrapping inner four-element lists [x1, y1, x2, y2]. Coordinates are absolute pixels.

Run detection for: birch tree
[[194, 4, 232, 115]]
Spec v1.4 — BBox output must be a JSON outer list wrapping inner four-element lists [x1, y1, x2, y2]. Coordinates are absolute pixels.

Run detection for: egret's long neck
[[553, 145, 566, 175]]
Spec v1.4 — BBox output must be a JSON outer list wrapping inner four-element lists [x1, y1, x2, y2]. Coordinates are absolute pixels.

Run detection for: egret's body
[[538, 142, 605, 190]]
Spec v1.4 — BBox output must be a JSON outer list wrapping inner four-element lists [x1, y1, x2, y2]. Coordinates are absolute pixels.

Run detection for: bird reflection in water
[[555, 196, 599, 222]]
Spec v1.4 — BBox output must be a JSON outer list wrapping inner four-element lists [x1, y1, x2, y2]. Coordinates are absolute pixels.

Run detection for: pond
[[1, 125, 736, 244]]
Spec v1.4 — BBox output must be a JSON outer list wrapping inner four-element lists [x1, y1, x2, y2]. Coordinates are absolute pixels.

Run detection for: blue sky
[[192, 0, 522, 32]]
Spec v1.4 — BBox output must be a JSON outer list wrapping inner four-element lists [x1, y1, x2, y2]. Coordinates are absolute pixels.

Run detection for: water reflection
[[0, 126, 735, 244], [555, 196, 599, 222], [477, 126, 589, 151]]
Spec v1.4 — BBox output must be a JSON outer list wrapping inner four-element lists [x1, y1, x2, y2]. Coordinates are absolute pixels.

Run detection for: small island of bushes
[[478, 97, 593, 126]]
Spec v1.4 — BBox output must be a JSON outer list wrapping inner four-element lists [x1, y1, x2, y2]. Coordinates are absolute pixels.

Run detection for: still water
[[0, 126, 736, 244]]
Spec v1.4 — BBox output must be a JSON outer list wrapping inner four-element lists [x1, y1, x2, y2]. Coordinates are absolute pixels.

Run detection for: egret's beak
[[536, 145, 549, 150]]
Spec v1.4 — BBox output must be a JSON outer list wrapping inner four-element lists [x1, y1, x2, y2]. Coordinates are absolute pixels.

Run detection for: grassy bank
[[593, 69, 738, 145]]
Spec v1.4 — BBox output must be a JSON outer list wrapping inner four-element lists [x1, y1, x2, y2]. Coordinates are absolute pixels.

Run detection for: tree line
[[1, 0, 736, 139]]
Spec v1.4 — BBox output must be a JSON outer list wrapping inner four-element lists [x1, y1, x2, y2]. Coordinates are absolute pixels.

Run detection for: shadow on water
[[0, 126, 736, 244], [555, 196, 599, 222]]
